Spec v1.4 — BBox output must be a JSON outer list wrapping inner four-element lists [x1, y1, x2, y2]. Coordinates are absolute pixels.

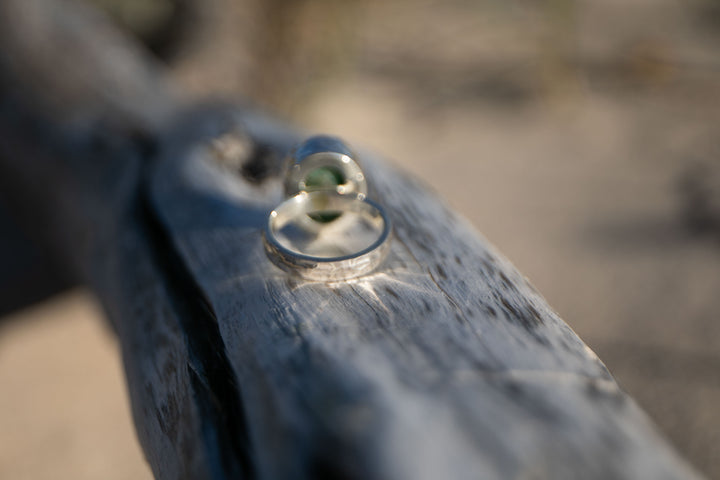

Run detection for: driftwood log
[[0, 0, 703, 479]]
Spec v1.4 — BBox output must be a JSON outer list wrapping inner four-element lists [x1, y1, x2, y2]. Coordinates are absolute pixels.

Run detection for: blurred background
[[1, 0, 719, 478]]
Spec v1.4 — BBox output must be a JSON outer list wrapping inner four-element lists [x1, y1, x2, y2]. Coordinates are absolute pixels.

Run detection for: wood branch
[[0, 0, 704, 479]]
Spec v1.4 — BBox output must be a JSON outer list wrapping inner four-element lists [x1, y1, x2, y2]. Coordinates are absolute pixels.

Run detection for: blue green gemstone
[[305, 166, 345, 223]]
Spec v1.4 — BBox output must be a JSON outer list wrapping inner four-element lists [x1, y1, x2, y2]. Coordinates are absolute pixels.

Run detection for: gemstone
[[305, 167, 345, 223]]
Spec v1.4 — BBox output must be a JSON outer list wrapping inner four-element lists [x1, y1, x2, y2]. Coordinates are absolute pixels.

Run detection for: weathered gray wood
[[146, 108, 703, 480], [0, 0, 704, 479]]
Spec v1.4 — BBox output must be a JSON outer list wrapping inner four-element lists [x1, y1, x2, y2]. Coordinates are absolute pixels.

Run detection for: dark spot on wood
[[499, 298, 546, 344], [436, 264, 448, 280], [241, 142, 279, 184], [384, 286, 400, 300], [527, 304, 542, 324], [500, 298, 519, 318], [414, 240, 433, 255], [422, 298, 432, 312], [454, 255, 462, 265], [499, 271, 512, 288], [517, 304, 544, 330]]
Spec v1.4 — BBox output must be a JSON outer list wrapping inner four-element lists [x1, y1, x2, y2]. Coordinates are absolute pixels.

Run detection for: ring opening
[[268, 192, 387, 260]]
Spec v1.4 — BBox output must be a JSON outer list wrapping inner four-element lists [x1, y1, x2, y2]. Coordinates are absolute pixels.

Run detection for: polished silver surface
[[284, 135, 367, 199], [264, 191, 391, 281]]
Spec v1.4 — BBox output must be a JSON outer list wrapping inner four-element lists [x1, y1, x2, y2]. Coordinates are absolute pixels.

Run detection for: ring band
[[263, 191, 391, 281]]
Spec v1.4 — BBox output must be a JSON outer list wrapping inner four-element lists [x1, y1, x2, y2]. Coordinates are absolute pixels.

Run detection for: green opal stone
[[305, 166, 346, 223], [305, 166, 345, 190]]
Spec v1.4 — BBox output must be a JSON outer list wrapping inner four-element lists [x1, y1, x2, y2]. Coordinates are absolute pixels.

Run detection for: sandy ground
[[1, 0, 719, 478], [0, 292, 153, 479]]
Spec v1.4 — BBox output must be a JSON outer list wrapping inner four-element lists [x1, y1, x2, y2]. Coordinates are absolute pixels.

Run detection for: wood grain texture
[[147, 108, 702, 479], [0, 0, 704, 478]]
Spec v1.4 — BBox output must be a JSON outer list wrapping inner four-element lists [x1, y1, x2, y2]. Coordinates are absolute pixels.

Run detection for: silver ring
[[283, 135, 366, 199], [264, 135, 391, 280], [285, 150, 367, 198], [264, 191, 391, 281]]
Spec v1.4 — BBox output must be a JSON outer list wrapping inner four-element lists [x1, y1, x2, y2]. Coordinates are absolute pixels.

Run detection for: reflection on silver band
[[263, 191, 391, 281]]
